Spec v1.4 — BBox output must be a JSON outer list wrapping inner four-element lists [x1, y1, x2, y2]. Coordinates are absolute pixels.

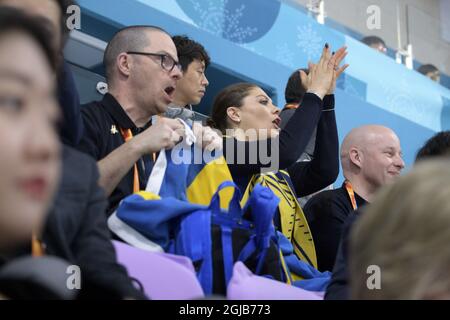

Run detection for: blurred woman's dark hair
[[0, 7, 56, 71], [207, 82, 257, 133], [416, 131, 450, 162]]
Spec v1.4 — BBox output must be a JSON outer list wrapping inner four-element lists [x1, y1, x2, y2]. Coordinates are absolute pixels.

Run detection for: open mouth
[[164, 86, 175, 97], [272, 117, 281, 129]]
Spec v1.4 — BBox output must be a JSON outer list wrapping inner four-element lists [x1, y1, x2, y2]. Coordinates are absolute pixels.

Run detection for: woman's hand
[[327, 47, 349, 94], [300, 44, 349, 98]]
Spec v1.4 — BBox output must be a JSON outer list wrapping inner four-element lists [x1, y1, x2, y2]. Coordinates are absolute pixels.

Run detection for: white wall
[[291, 0, 450, 75]]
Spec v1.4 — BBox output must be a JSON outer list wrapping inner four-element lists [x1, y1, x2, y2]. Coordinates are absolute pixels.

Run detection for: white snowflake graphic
[[379, 77, 428, 124], [189, 0, 257, 43], [239, 42, 263, 56], [341, 77, 365, 100], [276, 43, 295, 68], [296, 23, 322, 61]]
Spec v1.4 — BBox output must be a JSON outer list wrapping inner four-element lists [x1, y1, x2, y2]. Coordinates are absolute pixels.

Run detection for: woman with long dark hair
[[208, 44, 348, 267]]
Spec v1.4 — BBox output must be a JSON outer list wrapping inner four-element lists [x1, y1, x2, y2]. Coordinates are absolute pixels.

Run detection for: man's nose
[[171, 65, 182, 80], [395, 155, 405, 169], [272, 104, 280, 115], [202, 74, 209, 87]]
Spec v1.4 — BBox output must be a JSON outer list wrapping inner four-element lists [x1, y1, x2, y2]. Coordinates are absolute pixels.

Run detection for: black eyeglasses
[[127, 51, 182, 72]]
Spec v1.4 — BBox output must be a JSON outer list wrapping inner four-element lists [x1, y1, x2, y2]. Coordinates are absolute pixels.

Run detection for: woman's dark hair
[[416, 131, 450, 162], [0, 7, 56, 71], [208, 82, 257, 133], [172, 35, 210, 72], [284, 68, 309, 104]]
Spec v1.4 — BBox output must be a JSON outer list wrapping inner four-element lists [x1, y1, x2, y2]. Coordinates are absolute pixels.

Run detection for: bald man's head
[[103, 25, 169, 84], [341, 125, 395, 166], [102, 25, 182, 116], [341, 125, 405, 190]]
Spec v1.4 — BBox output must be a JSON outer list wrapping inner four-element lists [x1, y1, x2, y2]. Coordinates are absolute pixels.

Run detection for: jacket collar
[[101, 93, 151, 130]]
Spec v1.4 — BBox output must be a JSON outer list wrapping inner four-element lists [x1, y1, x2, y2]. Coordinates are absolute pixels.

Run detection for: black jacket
[[325, 211, 362, 300], [304, 183, 366, 272], [77, 93, 153, 215], [42, 146, 146, 299], [58, 61, 84, 147]]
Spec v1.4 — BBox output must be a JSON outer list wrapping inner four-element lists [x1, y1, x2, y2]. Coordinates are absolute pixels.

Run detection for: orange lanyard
[[32, 231, 44, 257], [120, 128, 140, 193], [344, 180, 358, 210], [119, 128, 156, 193], [283, 103, 299, 110]]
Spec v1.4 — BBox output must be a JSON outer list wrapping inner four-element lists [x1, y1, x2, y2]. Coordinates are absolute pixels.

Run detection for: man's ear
[[349, 147, 363, 169], [117, 53, 131, 77], [226, 106, 241, 124]]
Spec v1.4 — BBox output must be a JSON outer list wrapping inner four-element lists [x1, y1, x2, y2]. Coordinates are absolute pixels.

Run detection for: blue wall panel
[[75, 0, 450, 172]]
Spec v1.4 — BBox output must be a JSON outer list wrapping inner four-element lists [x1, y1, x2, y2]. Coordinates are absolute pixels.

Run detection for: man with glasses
[[77, 26, 190, 215]]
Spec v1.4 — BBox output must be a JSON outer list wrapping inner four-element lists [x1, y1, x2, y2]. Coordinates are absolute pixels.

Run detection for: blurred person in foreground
[[0, 7, 67, 299], [0, 0, 83, 146], [350, 159, 450, 299], [415, 131, 450, 161], [0, 0, 146, 299]]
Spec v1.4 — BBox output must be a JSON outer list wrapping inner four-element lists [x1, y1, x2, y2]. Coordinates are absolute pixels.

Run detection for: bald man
[[304, 125, 405, 272]]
